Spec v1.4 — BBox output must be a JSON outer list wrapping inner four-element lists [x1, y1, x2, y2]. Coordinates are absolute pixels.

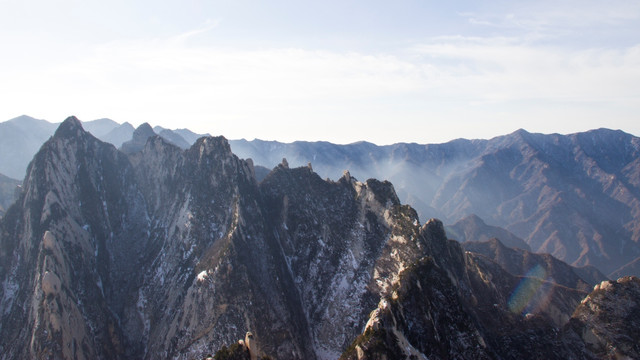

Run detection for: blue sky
[[1, 0, 639, 144]]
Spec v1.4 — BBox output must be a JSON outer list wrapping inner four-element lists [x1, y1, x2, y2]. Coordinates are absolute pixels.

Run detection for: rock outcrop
[[1, 118, 638, 360], [342, 219, 599, 359], [0, 118, 431, 359], [4, 116, 640, 277], [567, 277, 640, 359]]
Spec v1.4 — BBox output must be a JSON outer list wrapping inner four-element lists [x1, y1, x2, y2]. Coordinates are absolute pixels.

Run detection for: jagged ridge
[[0, 118, 638, 360]]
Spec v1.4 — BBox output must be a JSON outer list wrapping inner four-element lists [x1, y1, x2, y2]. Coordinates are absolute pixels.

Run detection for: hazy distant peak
[[447, 214, 532, 252], [134, 123, 155, 137], [121, 123, 157, 154], [81, 118, 120, 138], [8, 114, 42, 123], [156, 129, 190, 149]]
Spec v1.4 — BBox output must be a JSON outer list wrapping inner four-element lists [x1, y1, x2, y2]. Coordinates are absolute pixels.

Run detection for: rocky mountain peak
[[132, 122, 155, 140], [121, 123, 157, 154], [2, 118, 640, 359], [421, 218, 446, 240], [511, 128, 532, 141], [191, 136, 233, 160], [53, 116, 85, 139], [363, 178, 400, 207], [568, 276, 640, 359]]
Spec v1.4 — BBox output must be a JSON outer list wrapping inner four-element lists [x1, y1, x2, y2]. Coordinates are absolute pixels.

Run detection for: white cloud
[[462, 0, 640, 30], [411, 36, 640, 104], [1, 3, 639, 144]]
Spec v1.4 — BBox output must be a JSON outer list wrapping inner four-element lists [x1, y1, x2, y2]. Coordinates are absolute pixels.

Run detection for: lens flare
[[507, 264, 555, 315]]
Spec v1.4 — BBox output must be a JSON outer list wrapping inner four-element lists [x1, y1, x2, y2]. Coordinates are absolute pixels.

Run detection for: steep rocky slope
[[567, 277, 640, 359], [463, 238, 607, 292], [1, 118, 639, 359], [230, 129, 640, 276], [0, 117, 197, 179], [446, 214, 531, 251], [341, 226, 639, 359], [0, 118, 428, 359], [4, 116, 640, 277], [341, 220, 597, 360], [0, 117, 150, 359], [259, 165, 429, 359], [433, 129, 640, 276]]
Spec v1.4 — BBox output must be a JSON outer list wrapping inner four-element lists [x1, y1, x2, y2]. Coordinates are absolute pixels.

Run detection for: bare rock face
[[230, 129, 640, 277], [1, 118, 639, 360], [4, 116, 640, 278], [341, 256, 492, 360], [567, 277, 640, 359], [0, 118, 434, 359], [0, 116, 150, 359], [260, 167, 427, 359], [341, 219, 635, 360]]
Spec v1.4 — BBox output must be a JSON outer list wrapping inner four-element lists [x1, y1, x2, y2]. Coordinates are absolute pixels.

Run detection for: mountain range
[[1, 117, 638, 359], [1, 115, 639, 278]]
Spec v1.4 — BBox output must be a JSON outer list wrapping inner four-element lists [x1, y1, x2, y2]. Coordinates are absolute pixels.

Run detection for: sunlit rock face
[[260, 167, 428, 359], [4, 117, 640, 278], [567, 277, 640, 359], [0, 118, 431, 359], [0, 117, 149, 359], [1, 118, 638, 360], [341, 220, 640, 360], [229, 129, 640, 278]]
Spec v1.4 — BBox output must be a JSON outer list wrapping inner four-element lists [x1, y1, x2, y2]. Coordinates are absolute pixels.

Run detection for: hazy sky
[[1, 0, 639, 144]]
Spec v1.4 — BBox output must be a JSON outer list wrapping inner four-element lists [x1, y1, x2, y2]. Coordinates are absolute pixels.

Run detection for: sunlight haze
[[1, 0, 638, 144]]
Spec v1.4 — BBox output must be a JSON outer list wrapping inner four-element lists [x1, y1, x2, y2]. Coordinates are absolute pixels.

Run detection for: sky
[[1, 0, 639, 145]]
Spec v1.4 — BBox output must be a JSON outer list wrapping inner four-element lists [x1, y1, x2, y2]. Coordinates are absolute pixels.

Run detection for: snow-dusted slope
[[1, 117, 638, 360]]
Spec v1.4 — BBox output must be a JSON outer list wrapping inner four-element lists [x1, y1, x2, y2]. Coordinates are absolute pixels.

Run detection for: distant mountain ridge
[[0, 116, 209, 180], [2, 118, 638, 359], [1, 116, 640, 277], [462, 238, 607, 292], [229, 129, 640, 277], [446, 214, 531, 251]]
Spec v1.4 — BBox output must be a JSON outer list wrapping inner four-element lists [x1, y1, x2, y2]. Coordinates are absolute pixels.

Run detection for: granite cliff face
[[0, 118, 429, 359], [567, 277, 640, 359], [0, 117, 149, 359], [229, 129, 640, 277], [1, 118, 638, 359], [341, 219, 603, 360], [342, 233, 639, 360], [3, 116, 640, 277]]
